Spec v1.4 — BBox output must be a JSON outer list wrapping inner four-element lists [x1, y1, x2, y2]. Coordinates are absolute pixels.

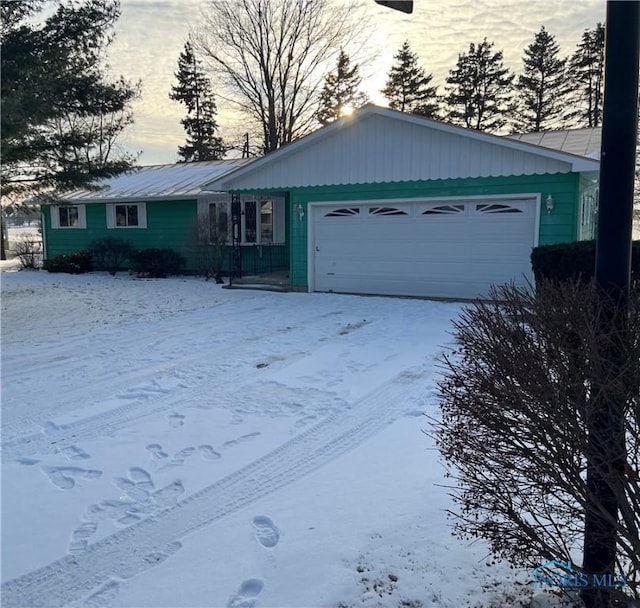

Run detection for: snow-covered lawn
[[1, 270, 534, 608]]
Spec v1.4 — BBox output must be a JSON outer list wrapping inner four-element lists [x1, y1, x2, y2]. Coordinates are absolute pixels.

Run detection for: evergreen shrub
[[131, 248, 185, 278], [43, 251, 93, 274]]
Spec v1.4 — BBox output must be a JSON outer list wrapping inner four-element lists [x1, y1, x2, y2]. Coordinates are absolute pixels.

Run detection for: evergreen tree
[[170, 41, 225, 162], [515, 26, 568, 132], [381, 40, 439, 118], [443, 38, 514, 132], [316, 50, 368, 126], [1, 0, 138, 198], [567, 23, 605, 128]]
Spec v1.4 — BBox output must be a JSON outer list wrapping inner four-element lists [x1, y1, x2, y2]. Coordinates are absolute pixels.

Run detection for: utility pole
[[582, 3, 639, 608]]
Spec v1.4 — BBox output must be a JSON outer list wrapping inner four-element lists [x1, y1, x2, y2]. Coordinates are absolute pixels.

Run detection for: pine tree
[[1, 0, 138, 198], [567, 23, 605, 128], [443, 38, 515, 132], [381, 40, 439, 118], [316, 50, 368, 126], [170, 40, 225, 162], [515, 26, 568, 132]]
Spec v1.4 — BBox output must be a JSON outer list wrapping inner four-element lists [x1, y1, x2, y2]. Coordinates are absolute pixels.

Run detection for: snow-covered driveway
[[1, 272, 529, 608]]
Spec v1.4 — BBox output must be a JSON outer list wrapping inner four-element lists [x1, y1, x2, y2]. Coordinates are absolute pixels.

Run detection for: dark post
[[582, 3, 640, 607], [230, 194, 242, 285]]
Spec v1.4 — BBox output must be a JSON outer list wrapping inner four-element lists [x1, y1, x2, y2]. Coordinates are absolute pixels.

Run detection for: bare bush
[[431, 281, 640, 601], [188, 213, 226, 282], [12, 234, 42, 269]]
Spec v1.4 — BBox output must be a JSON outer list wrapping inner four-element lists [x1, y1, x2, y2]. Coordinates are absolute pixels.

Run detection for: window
[[475, 203, 523, 214], [422, 204, 464, 215], [203, 198, 283, 244], [324, 207, 360, 217], [260, 201, 273, 242], [368, 206, 408, 216], [116, 204, 138, 227], [51, 205, 86, 229], [209, 203, 229, 242], [106, 203, 147, 229]]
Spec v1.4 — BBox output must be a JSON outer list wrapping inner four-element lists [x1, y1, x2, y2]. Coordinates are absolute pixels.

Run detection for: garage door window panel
[[475, 203, 524, 214], [368, 207, 408, 216], [324, 208, 360, 217], [422, 204, 465, 215]]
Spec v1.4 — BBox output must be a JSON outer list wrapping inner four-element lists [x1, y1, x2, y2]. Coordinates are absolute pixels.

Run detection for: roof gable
[[204, 105, 600, 191], [59, 159, 251, 203]]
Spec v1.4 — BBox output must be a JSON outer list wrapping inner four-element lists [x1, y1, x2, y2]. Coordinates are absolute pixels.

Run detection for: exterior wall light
[[296, 204, 305, 221], [546, 194, 554, 214]]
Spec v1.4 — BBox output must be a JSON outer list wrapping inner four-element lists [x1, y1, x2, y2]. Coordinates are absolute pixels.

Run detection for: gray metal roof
[[506, 128, 602, 159], [203, 105, 601, 192], [59, 159, 252, 203]]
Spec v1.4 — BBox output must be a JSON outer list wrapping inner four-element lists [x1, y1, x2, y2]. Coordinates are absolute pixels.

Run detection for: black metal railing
[[227, 242, 288, 283]]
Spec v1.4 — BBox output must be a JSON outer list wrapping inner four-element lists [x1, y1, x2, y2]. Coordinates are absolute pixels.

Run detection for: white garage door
[[311, 198, 537, 299]]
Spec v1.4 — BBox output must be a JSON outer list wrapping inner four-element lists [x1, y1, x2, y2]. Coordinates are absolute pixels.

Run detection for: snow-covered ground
[[1, 270, 540, 608]]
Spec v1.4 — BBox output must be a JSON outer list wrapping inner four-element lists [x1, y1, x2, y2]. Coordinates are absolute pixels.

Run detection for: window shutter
[[138, 203, 147, 228], [77, 205, 87, 229], [51, 206, 60, 229], [106, 204, 115, 229]]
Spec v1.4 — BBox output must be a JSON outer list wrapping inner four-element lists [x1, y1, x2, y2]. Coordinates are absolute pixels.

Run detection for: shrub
[[43, 251, 93, 274], [432, 280, 640, 603], [131, 248, 185, 278], [13, 235, 42, 269], [531, 239, 640, 284], [88, 237, 136, 274]]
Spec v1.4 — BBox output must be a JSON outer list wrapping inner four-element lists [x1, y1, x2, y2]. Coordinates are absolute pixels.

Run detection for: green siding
[[43, 198, 290, 274], [276, 173, 580, 287], [45, 199, 198, 266], [45, 173, 581, 288]]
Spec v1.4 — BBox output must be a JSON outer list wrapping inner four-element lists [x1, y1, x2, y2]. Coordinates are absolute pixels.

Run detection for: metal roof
[[506, 128, 601, 159], [59, 159, 252, 203], [203, 105, 601, 192]]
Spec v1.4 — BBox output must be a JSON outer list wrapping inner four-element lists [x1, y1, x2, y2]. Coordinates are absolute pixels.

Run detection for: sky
[[107, 0, 605, 166]]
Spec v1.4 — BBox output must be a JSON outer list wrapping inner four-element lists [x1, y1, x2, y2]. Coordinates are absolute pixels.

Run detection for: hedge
[[531, 240, 640, 284]]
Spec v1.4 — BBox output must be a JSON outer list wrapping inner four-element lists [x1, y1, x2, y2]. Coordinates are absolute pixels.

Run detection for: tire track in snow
[[0, 349, 313, 462], [2, 303, 359, 441], [1, 369, 430, 608]]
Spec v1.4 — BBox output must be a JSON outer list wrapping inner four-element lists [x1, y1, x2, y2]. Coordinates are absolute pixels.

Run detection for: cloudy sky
[[107, 0, 605, 165]]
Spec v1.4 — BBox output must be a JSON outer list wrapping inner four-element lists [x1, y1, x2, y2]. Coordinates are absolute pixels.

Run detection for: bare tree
[[431, 280, 640, 603], [195, 0, 366, 154]]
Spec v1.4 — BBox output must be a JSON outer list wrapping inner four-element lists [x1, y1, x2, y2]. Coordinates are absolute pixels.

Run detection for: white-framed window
[[198, 196, 284, 244], [51, 204, 86, 229], [106, 203, 147, 229]]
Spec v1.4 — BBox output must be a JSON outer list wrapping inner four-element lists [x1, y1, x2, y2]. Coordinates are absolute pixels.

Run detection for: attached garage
[[310, 196, 538, 299], [204, 104, 600, 300]]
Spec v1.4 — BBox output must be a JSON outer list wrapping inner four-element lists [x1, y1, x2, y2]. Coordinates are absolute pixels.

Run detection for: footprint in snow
[[198, 444, 221, 460], [227, 579, 264, 608], [252, 515, 280, 549], [224, 432, 261, 448], [61, 444, 91, 460], [146, 443, 168, 460], [42, 466, 102, 490]]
